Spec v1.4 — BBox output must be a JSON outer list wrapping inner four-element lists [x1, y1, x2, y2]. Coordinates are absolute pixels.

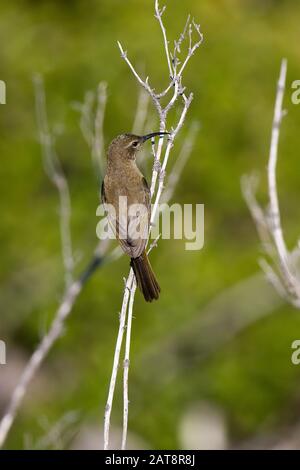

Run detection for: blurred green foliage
[[1, 0, 300, 449]]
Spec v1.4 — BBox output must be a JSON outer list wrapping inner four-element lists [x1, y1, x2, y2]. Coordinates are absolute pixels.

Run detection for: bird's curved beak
[[141, 132, 170, 143]]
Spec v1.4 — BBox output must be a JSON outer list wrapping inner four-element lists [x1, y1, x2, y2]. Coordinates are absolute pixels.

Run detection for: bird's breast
[[104, 165, 145, 207]]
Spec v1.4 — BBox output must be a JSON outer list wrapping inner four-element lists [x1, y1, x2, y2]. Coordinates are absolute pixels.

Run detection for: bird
[[101, 132, 169, 302]]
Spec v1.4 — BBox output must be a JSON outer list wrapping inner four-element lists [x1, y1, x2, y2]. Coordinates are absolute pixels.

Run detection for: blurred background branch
[[242, 59, 300, 308], [0, 78, 115, 448], [104, 0, 202, 450], [34, 75, 75, 288], [1, 0, 300, 451]]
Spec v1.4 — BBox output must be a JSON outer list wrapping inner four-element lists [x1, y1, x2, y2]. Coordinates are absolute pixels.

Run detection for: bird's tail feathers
[[130, 251, 160, 302]]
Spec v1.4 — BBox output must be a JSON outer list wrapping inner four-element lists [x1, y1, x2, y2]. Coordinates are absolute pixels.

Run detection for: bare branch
[[121, 233, 160, 451], [103, 270, 134, 450], [243, 59, 300, 307], [34, 75, 75, 287], [121, 279, 136, 450], [161, 121, 199, 203], [241, 173, 274, 257], [117, 41, 163, 122], [132, 87, 150, 136], [177, 20, 203, 78], [172, 15, 190, 72], [93, 82, 108, 176], [268, 59, 288, 266], [75, 82, 108, 177], [0, 281, 81, 448], [0, 76, 116, 447], [150, 134, 167, 196], [32, 411, 79, 450], [132, 87, 151, 171], [104, 1, 202, 450], [0, 239, 111, 448], [77, 90, 94, 148], [155, 0, 174, 78], [259, 258, 288, 300]]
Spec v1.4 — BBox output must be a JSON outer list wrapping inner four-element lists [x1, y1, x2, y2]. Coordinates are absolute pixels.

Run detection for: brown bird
[[101, 132, 169, 302]]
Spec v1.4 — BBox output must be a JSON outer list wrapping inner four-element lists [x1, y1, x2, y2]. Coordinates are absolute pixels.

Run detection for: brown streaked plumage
[[101, 132, 168, 302]]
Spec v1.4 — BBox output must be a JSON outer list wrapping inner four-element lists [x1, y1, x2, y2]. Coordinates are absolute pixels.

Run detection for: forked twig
[[242, 59, 300, 308], [104, 0, 202, 450]]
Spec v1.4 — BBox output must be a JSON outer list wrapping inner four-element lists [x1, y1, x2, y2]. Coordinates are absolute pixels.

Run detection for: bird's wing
[[101, 180, 128, 249], [102, 177, 151, 258], [127, 177, 151, 258]]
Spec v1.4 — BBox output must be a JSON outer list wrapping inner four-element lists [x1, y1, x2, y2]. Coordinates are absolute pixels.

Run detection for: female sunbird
[[102, 132, 169, 301]]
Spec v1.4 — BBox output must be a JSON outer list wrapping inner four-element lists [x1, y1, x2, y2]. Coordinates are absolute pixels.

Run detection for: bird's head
[[108, 132, 169, 162]]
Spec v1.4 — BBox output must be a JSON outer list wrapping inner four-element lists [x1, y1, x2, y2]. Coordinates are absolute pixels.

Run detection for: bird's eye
[[132, 140, 139, 148]]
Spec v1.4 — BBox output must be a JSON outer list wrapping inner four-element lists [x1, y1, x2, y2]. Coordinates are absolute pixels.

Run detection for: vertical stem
[[121, 280, 137, 450], [268, 59, 288, 266], [103, 271, 134, 449]]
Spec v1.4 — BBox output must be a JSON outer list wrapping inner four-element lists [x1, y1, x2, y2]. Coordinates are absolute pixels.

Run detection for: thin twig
[[32, 411, 79, 450], [0, 240, 110, 448], [93, 82, 108, 177], [117, 41, 163, 122], [267, 60, 292, 281], [75, 82, 108, 178], [241, 174, 274, 257], [243, 59, 300, 307], [120, 234, 160, 451], [34, 75, 75, 287], [104, 0, 202, 450], [155, 0, 173, 78], [172, 16, 190, 74], [132, 87, 150, 136], [162, 121, 199, 203], [0, 77, 113, 448], [132, 87, 150, 171], [177, 20, 203, 78], [121, 279, 136, 450], [103, 83, 153, 449], [103, 270, 134, 450]]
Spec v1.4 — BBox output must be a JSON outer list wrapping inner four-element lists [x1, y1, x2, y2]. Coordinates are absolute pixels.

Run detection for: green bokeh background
[[1, 0, 300, 449]]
